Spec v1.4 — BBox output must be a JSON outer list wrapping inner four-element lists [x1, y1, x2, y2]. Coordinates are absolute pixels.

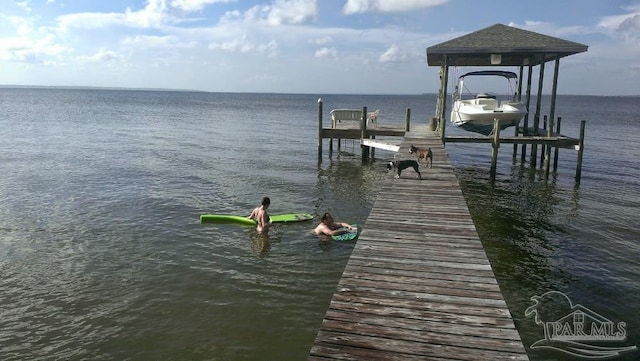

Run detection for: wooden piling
[[544, 57, 560, 179], [490, 119, 501, 179], [405, 108, 411, 132], [512, 123, 519, 161], [439, 57, 449, 141], [553, 117, 562, 171], [576, 120, 586, 183], [513, 66, 524, 159], [540, 115, 547, 168], [361, 107, 369, 162], [521, 65, 533, 163], [317, 99, 323, 161], [531, 61, 545, 166], [544, 116, 555, 180]]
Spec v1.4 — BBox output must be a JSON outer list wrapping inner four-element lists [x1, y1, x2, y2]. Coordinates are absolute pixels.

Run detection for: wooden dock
[[309, 131, 529, 360]]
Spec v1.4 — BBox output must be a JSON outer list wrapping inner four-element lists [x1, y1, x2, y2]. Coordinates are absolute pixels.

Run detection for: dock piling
[[540, 115, 547, 168], [360, 107, 369, 162], [405, 108, 411, 132], [490, 118, 501, 179], [317, 99, 323, 162], [544, 116, 554, 180], [575, 120, 586, 183], [553, 117, 562, 171]]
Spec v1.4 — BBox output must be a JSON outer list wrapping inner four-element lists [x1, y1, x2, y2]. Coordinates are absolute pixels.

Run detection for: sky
[[1, 0, 639, 95]]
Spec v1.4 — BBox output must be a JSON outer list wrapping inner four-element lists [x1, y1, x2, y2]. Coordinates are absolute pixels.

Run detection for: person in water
[[314, 212, 352, 236], [248, 196, 271, 233]]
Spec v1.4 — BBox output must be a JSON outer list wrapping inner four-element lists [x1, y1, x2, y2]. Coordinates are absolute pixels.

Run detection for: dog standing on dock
[[410, 145, 433, 168], [387, 160, 421, 179]]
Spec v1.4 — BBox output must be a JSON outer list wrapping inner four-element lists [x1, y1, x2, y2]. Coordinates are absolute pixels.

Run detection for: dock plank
[[309, 131, 529, 360]]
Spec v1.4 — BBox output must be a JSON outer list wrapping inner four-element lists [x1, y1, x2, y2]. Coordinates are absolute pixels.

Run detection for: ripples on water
[[0, 89, 639, 360], [448, 99, 640, 359]]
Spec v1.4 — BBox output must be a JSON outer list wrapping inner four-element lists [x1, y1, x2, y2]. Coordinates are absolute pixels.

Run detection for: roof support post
[[513, 65, 525, 158], [438, 56, 449, 142], [548, 56, 560, 133], [521, 64, 533, 162], [544, 56, 561, 181], [531, 58, 545, 167]]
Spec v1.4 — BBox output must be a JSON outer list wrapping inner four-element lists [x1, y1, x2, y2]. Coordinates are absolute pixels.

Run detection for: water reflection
[[314, 154, 385, 226], [247, 228, 283, 258], [454, 163, 593, 356]]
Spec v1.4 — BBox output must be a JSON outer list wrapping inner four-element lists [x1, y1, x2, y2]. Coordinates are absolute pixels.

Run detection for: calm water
[[0, 89, 638, 360]]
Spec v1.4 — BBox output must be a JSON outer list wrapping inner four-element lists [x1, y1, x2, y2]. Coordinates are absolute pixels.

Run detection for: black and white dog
[[387, 160, 421, 179]]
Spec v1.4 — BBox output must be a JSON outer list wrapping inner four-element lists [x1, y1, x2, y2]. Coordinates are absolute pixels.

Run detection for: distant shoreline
[[0, 85, 637, 97], [0, 84, 205, 93]]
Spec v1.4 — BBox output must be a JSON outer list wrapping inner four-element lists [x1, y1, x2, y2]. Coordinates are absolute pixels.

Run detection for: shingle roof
[[427, 24, 588, 66]]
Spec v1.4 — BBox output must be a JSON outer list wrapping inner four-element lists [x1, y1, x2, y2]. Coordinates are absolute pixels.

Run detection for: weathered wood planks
[[309, 132, 529, 360]]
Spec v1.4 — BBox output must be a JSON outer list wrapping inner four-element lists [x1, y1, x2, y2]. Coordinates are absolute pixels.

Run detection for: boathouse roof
[[427, 23, 588, 67]]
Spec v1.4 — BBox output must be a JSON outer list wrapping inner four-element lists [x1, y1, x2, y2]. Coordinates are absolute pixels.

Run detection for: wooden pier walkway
[[309, 131, 529, 360]]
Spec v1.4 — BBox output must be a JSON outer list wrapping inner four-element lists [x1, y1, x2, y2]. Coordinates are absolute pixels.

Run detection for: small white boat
[[451, 70, 527, 135]]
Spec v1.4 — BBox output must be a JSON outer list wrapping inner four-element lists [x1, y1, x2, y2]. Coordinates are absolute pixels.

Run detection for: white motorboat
[[451, 70, 527, 135]]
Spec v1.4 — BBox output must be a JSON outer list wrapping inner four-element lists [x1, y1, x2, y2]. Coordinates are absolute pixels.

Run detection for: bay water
[[0, 88, 638, 360]]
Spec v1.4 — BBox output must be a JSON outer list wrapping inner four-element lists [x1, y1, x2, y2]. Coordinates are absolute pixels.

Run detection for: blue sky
[[1, 0, 639, 95]]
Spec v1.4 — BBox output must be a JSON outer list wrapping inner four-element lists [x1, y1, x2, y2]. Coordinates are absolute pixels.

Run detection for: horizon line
[[1, 84, 637, 97]]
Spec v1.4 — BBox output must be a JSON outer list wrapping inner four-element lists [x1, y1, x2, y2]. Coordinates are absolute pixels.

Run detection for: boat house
[[427, 23, 588, 140]]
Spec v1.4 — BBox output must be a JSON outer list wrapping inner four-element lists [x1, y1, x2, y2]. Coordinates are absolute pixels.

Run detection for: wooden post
[[490, 118, 501, 179], [405, 108, 411, 132], [439, 57, 449, 142], [553, 117, 562, 171], [317, 99, 323, 162], [512, 122, 519, 161], [540, 115, 547, 168], [575, 120, 586, 184], [371, 135, 376, 159], [531, 60, 545, 166], [543, 56, 560, 177], [544, 116, 554, 180], [548, 57, 560, 135], [361, 106, 369, 162], [513, 65, 524, 159], [521, 64, 533, 163]]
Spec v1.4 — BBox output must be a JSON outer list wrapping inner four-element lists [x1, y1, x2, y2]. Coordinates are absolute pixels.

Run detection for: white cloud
[[57, 0, 172, 30], [309, 36, 332, 45], [0, 15, 66, 63], [121, 34, 188, 49], [209, 35, 279, 56], [15, 1, 31, 12], [77, 49, 119, 63], [56, 0, 236, 31], [379, 44, 406, 62], [343, 0, 448, 14], [264, 0, 318, 25], [57, 12, 125, 31], [125, 0, 171, 28], [219, 0, 316, 26], [170, 0, 232, 12], [315, 46, 337, 59], [598, 10, 640, 41]]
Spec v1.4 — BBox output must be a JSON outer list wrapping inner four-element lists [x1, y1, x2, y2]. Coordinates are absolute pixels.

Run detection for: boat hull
[[451, 101, 526, 135], [449, 70, 527, 136]]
